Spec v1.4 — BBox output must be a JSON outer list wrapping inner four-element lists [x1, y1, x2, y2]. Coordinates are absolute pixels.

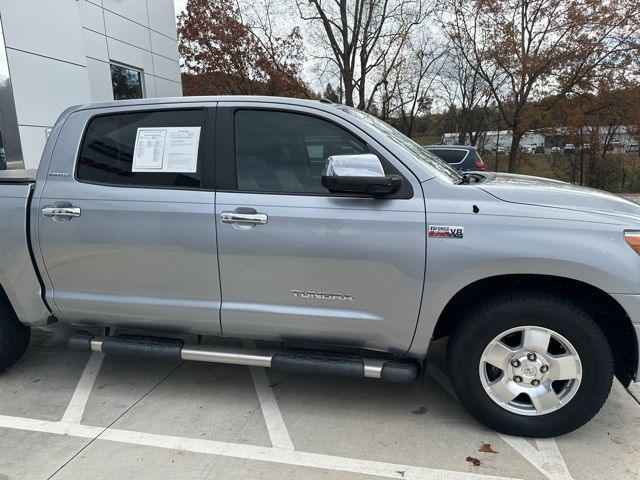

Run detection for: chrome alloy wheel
[[478, 326, 582, 416]]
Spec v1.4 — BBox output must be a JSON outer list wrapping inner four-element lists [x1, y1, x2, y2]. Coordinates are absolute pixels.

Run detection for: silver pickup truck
[[1, 96, 639, 438]]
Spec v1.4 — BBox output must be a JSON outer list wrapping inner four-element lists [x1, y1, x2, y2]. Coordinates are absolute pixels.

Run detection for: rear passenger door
[[214, 104, 426, 352], [36, 106, 221, 335]]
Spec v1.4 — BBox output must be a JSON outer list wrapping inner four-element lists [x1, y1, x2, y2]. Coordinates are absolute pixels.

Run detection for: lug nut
[[531, 379, 540, 386], [510, 359, 521, 368], [540, 365, 549, 373], [513, 376, 523, 383], [527, 352, 537, 361]]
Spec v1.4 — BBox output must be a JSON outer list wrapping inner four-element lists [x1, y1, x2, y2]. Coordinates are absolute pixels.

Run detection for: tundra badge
[[291, 290, 354, 301]]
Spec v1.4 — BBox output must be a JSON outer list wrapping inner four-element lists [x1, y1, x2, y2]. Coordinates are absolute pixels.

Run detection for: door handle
[[220, 212, 268, 225], [42, 206, 81, 218]]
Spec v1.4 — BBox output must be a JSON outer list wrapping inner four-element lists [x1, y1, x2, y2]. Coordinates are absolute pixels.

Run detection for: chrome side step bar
[[69, 331, 420, 383]]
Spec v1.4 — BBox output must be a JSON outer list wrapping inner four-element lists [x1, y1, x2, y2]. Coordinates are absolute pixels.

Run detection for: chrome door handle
[[220, 212, 268, 225], [42, 207, 81, 218]]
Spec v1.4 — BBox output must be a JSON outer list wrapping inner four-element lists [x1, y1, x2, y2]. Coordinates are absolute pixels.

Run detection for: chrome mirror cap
[[321, 154, 402, 196], [323, 154, 385, 177]]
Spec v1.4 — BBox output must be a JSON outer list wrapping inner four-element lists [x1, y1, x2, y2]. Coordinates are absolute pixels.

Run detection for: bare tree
[[237, 0, 306, 74], [448, 0, 640, 172], [439, 46, 491, 145], [296, 0, 429, 109], [545, 84, 640, 188], [377, 34, 445, 136], [438, 42, 491, 146]]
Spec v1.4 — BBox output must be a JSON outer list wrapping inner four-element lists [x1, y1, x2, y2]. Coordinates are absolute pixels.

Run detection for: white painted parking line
[[0, 414, 521, 480], [534, 438, 572, 480], [61, 352, 105, 424], [499, 436, 573, 480], [243, 340, 295, 450], [248, 366, 295, 450], [427, 366, 575, 480], [0, 414, 102, 438]]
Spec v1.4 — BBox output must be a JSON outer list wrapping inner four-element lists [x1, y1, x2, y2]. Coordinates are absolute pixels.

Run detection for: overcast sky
[[173, 0, 187, 20]]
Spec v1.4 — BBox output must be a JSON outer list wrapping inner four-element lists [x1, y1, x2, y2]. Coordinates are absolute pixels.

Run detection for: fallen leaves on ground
[[479, 443, 498, 453], [466, 456, 481, 467]]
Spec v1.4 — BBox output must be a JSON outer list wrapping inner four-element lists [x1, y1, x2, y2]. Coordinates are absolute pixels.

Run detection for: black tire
[[0, 293, 31, 372], [448, 291, 613, 437]]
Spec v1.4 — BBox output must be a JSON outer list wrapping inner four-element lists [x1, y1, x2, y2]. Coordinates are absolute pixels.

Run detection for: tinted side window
[[429, 149, 467, 164], [78, 110, 205, 188], [235, 110, 367, 194]]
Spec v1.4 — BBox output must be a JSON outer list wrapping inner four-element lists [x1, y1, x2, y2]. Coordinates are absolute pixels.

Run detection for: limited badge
[[428, 225, 464, 238]]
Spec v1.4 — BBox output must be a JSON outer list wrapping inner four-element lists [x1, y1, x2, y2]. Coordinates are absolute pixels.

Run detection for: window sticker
[[132, 127, 201, 173]]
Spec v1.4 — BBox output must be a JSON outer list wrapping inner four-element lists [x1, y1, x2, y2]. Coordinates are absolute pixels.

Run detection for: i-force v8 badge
[[428, 225, 464, 239]]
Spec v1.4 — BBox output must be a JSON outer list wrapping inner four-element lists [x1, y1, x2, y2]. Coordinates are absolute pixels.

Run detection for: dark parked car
[[423, 145, 485, 171], [0, 147, 6, 170]]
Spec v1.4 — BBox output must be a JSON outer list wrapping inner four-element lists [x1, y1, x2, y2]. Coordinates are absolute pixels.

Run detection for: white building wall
[[0, 0, 181, 169]]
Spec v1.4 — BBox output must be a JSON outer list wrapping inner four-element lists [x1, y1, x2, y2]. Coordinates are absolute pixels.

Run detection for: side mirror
[[321, 154, 402, 196]]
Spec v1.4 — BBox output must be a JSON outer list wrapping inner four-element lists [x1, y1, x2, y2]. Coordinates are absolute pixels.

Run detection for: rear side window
[[428, 149, 467, 164], [77, 109, 205, 188]]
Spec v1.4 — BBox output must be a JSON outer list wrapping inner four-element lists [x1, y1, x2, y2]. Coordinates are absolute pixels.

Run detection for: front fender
[[407, 208, 640, 357]]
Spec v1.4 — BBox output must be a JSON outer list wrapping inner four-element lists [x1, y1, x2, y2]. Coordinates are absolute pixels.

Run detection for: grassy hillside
[[483, 153, 640, 193]]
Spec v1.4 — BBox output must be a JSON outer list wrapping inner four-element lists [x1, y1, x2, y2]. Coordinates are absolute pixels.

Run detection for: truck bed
[[0, 169, 37, 183]]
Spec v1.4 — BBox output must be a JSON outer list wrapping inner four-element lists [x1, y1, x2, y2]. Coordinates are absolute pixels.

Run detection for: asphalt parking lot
[[0, 325, 639, 480]]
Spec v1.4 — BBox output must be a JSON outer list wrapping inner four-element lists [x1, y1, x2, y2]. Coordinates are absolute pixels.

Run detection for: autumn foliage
[[448, 0, 640, 172], [177, 0, 310, 98], [175, 0, 640, 183]]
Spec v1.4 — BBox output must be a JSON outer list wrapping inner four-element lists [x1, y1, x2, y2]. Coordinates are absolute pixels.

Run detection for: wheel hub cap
[[510, 354, 547, 383], [479, 326, 583, 416]]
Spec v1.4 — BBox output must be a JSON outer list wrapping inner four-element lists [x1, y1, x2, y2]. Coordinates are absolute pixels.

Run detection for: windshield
[[336, 105, 463, 184]]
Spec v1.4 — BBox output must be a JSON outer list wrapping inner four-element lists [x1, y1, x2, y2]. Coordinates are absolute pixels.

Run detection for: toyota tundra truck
[[0, 96, 639, 438]]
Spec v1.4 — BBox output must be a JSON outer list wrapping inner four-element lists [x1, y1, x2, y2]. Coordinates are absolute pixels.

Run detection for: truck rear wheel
[[0, 294, 30, 371], [447, 291, 613, 437]]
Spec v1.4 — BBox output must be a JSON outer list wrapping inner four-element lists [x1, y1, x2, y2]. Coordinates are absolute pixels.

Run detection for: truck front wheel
[[448, 292, 613, 437], [0, 294, 30, 372]]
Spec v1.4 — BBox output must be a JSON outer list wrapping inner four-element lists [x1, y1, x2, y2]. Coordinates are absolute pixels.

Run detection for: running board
[[68, 331, 420, 384]]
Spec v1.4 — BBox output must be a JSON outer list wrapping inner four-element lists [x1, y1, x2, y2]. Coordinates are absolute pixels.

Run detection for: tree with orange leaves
[[448, 0, 640, 172], [177, 0, 310, 98]]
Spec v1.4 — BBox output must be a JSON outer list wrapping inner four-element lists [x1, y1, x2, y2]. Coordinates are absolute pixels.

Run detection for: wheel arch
[[432, 274, 638, 386]]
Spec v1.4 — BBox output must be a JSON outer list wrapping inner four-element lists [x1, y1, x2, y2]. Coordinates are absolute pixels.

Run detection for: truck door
[[214, 104, 426, 352], [35, 106, 221, 335]]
